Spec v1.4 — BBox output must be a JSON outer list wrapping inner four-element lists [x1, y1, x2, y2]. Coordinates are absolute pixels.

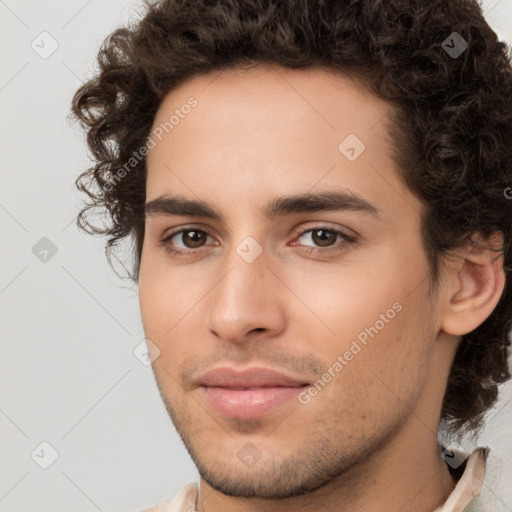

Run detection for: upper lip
[[196, 366, 310, 388]]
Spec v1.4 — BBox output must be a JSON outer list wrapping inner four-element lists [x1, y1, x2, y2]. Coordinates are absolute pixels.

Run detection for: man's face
[[139, 64, 447, 499]]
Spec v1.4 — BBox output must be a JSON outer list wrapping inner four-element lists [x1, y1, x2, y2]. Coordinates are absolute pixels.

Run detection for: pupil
[[185, 231, 204, 247], [313, 229, 334, 246]]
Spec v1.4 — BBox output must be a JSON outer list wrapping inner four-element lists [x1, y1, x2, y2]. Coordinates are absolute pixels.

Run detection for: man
[[70, 0, 512, 511]]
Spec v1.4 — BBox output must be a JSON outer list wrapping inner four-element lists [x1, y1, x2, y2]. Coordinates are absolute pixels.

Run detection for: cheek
[[138, 256, 200, 337], [285, 261, 407, 348], [138, 271, 165, 336], [138, 261, 212, 383], [287, 258, 430, 391], [138, 269, 195, 382], [308, 311, 430, 432]]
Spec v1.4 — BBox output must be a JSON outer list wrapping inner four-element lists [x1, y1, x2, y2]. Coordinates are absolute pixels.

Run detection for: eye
[[290, 225, 356, 255], [161, 227, 215, 256], [159, 224, 356, 257]]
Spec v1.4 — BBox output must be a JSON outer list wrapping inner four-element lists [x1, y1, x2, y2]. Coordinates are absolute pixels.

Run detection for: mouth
[[199, 384, 309, 419], [195, 366, 310, 420]]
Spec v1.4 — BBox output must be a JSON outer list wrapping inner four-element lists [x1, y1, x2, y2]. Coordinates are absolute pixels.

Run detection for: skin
[[138, 63, 505, 512]]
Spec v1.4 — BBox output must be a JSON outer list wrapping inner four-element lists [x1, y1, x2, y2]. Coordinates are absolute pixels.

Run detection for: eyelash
[[159, 224, 357, 258]]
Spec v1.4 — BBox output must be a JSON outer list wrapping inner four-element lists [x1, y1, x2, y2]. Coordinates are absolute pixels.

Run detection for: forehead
[[148, 63, 389, 151], [145, 63, 419, 222]]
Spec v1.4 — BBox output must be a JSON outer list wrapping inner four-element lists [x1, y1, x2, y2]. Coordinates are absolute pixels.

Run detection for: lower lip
[[200, 385, 307, 419]]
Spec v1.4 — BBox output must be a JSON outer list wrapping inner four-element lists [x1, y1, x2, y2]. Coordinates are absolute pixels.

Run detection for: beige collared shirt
[[140, 447, 488, 512]]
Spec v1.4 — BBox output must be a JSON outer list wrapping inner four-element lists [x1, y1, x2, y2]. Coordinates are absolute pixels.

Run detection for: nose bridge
[[206, 234, 286, 341]]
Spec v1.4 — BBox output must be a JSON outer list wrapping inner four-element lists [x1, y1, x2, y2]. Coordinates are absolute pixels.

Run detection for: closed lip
[[195, 366, 310, 388]]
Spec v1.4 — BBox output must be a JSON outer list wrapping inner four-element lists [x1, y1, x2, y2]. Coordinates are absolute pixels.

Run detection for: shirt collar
[[434, 446, 488, 512]]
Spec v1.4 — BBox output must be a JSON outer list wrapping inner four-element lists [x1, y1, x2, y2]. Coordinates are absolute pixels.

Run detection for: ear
[[440, 231, 505, 337]]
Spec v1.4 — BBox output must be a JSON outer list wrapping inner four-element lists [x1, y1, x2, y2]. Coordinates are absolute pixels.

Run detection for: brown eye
[[310, 229, 338, 247], [170, 229, 209, 249], [295, 228, 346, 248], [160, 225, 220, 257], [290, 225, 356, 256]]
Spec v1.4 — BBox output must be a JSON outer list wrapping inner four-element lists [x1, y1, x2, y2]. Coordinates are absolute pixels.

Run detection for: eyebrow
[[145, 190, 381, 221]]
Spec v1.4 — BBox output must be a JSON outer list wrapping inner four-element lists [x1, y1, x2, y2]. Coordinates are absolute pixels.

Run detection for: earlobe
[[440, 232, 505, 337]]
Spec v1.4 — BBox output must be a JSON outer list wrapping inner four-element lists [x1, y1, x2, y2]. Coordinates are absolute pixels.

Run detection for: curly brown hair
[[69, 0, 512, 439]]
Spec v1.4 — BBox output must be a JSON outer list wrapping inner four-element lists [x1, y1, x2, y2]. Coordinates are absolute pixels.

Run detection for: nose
[[206, 241, 287, 345]]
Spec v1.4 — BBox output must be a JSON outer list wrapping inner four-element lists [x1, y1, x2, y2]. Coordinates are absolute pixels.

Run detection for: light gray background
[[1, 1, 511, 511]]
